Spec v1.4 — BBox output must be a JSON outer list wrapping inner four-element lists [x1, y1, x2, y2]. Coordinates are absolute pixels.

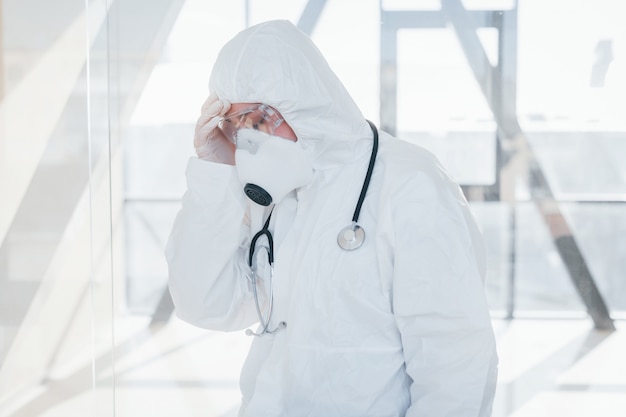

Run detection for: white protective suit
[[166, 20, 498, 417]]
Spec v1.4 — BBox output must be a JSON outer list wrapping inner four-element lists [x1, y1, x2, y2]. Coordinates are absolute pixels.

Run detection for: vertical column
[[379, 9, 397, 136], [498, 6, 519, 139]]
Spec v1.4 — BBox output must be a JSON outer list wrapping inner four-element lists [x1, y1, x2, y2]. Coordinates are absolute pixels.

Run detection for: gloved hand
[[194, 92, 234, 164]]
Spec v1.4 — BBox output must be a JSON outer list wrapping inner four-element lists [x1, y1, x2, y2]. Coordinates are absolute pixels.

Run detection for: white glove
[[194, 93, 233, 164]]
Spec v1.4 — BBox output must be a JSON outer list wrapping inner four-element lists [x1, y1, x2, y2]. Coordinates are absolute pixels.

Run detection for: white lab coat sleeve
[[391, 173, 498, 417], [165, 157, 258, 331]]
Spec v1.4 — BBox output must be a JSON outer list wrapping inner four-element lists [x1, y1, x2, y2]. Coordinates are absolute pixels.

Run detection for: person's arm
[[391, 172, 498, 417], [165, 157, 259, 331]]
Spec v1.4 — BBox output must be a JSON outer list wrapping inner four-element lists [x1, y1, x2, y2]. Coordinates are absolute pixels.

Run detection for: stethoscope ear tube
[[337, 120, 379, 251]]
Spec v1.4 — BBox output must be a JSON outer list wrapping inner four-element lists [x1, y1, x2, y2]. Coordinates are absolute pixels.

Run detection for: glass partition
[[0, 0, 116, 415]]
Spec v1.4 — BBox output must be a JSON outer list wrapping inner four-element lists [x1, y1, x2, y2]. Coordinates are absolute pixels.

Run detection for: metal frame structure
[[379, 0, 614, 329]]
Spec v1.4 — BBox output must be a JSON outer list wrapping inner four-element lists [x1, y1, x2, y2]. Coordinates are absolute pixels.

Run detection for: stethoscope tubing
[[246, 211, 283, 336], [351, 120, 379, 223]]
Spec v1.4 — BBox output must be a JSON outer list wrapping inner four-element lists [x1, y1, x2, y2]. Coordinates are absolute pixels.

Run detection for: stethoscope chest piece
[[337, 223, 365, 250]]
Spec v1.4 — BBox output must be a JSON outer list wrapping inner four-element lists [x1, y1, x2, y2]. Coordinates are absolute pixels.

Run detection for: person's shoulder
[[374, 132, 470, 211], [377, 132, 452, 188]]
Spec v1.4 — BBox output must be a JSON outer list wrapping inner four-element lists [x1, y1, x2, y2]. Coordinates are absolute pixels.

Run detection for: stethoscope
[[245, 120, 379, 337], [337, 120, 379, 250]]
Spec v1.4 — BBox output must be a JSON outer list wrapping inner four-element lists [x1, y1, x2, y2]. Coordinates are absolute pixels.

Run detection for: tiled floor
[[492, 319, 626, 416], [6, 317, 625, 417]]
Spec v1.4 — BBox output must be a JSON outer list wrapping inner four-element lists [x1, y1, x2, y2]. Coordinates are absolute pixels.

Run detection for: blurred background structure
[[1, 0, 625, 416]]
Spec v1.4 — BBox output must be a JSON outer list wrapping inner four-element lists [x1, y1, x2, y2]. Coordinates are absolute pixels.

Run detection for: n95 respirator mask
[[234, 129, 314, 206]]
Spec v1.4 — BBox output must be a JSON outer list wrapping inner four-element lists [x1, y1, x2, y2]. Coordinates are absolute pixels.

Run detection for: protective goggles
[[218, 103, 284, 144]]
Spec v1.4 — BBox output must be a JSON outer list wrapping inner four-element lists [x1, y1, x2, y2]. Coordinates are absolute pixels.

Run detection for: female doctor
[[166, 20, 498, 417]]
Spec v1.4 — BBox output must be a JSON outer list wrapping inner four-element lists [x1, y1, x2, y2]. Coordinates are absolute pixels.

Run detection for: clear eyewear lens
[[218, 104, 284, 144]]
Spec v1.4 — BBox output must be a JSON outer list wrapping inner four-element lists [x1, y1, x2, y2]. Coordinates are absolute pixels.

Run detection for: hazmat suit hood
[[209, 20, 372, 169]]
